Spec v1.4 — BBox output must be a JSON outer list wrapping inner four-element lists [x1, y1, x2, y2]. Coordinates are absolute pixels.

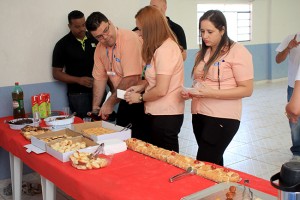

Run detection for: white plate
[[44, 115, 74, 126], [182, 86, 199, 95], [8, 118, 39, 130]]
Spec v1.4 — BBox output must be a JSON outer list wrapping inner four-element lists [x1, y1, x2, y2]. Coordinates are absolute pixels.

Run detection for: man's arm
[[92, 78, 108, 111], [105, 75, 140, 106], [286, 80, 300, 123], [275, 47, 290, 64], [276, 34, 300, 64], [52, 67, 93, 88], [99, 75, 140, 119]]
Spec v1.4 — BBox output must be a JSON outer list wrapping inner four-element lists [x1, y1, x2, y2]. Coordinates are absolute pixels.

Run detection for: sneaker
[[290, 155, 300, 162]]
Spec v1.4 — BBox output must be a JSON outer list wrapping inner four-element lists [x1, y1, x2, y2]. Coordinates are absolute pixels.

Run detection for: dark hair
[[193, 10, 233, 78], [68, 10, 84, 24], [86, 12, 109, 31]]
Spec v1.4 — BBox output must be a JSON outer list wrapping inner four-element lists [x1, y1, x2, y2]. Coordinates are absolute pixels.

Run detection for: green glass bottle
[[12, 82, 25, 119]]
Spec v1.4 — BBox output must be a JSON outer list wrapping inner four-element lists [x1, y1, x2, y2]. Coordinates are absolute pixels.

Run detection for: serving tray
[[181, 182, 276, 200]]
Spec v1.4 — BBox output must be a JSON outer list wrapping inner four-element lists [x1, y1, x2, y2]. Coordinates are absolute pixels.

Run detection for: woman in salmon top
[[125, 6, 184, 152], [182, 10, 254, 166]]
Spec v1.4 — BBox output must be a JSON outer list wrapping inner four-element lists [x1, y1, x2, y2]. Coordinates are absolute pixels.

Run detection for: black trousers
[[144, 114, 184, 152], [68, 91, 107, 119], [192, 114, 240, 166], [116, 100, 146, 141], [68, 93, 93, 119]]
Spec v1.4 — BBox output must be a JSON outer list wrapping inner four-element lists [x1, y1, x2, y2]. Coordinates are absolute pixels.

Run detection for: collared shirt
[[144, 38, 185, 115], [93, 27, 143, 89], [191, 43, 253, 120], [52, 32, 98, 93], [77, 36, 88, 51]]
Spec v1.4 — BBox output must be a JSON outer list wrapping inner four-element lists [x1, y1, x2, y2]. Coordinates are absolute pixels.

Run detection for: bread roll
[[126, 138, 240, 183]]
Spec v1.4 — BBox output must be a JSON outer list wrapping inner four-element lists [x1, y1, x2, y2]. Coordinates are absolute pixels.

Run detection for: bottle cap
[[15, 82, 19, 85]]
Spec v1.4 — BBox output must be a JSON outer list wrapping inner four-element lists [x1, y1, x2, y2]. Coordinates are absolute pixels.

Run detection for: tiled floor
[[0, 79, 293, 200]]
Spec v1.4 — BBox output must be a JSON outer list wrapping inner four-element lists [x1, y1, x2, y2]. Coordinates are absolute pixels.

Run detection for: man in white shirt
[[276, 33, 300, 161]]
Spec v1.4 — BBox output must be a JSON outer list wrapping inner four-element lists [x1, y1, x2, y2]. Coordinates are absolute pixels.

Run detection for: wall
[[0, 0, 299, 179]]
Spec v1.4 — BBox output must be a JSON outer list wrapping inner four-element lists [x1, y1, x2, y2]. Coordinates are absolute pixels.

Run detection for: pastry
[[70, 151, 109, 170], [21, 125, 49, 140], [82, 127, 115, 136], [126, 138, 240, 183], [50, 139, 86, 153]]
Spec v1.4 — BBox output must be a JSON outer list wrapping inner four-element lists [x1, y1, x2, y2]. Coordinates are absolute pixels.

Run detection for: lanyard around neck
[[106, 44, 116, 71]]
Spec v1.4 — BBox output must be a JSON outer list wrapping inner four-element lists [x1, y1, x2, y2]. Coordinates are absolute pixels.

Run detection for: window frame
[[196, 3, 252, 43]]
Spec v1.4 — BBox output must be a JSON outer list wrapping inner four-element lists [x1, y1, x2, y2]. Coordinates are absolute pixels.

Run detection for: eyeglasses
[[95, 22, 110, 40]]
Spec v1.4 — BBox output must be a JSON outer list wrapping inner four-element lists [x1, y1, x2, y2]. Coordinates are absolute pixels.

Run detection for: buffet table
[[0, 116, 277, 200]]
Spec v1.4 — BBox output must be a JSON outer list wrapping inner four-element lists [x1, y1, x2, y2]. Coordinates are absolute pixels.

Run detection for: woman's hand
[[181, 90, 191, 100], [188, 82, 212, 98], [126, 85, 145, 93], [124, 91, 141, 104]]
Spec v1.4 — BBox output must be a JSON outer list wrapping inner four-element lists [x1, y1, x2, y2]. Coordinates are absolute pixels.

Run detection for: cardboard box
[[31, 128, 82, 151], [97, 139, 127, 155], [72, 121, 131, 143], [46, 136, 99, 162]]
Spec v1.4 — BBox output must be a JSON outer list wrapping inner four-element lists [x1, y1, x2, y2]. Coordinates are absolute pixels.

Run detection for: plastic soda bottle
[[12, 82, 25, 119]]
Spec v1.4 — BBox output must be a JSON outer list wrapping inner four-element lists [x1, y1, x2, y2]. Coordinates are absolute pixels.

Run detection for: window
[[197, 3, 252, 43]]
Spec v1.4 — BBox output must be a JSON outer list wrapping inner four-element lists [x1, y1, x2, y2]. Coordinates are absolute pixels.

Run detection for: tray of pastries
[[82, 127, 116, 136], [21, 125, 50, 140], [126, 138, 240, 183], [70, 151, 111, 170], [181, 182, 276, 200]]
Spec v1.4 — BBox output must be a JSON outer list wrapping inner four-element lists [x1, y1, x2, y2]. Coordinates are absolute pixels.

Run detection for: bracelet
[[139, 94, 144, 102]]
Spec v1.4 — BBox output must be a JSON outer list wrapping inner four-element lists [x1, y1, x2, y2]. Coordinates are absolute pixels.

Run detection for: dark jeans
[[144, 114, 184, 152], [116, 100, 146, 141], [192, 114, 240, 166], [67, 93, 93, 119]]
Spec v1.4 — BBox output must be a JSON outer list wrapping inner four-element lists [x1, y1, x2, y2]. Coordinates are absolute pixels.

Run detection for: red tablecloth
[[0, 116, 277, 200]]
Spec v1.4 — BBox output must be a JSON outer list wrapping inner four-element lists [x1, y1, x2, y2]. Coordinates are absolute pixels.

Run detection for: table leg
[[41, 176, 56, 200], [9, 152, 23, 200]]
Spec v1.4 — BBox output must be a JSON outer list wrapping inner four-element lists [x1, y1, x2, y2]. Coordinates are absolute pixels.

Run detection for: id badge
[[107, 71, 116, 76]]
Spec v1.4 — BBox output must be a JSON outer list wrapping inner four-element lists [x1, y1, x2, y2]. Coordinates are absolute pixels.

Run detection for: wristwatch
[[139, 94, 144, 102]]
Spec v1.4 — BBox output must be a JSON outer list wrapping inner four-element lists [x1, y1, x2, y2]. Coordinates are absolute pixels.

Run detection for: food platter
[[44, 115, 74, 126], [181, 182, 276, 200], [7, 118, 39, 130]]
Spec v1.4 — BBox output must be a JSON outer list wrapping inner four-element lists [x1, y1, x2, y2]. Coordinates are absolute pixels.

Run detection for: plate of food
[[7, 118, 39, 130], [21, 125, 50, 140], [182, 86, 200, 95], [181, 182, 276, 200], [44, 115, 75, 126], [69, 150, 112, 170]]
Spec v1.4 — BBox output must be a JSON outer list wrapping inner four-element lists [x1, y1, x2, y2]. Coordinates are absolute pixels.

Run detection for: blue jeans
[[287, 86, 300, 156]]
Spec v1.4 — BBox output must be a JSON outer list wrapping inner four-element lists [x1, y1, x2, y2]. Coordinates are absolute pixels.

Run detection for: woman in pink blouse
[[125, 6, 184, 152], [182, 10, 254, 166]]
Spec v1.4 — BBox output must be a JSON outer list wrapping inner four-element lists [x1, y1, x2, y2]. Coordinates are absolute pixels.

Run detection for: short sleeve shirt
[[276, 33, 300, 87], [144, 38, 185, 115], [93, 28, 143, 89], [52, 32, 98, 93], [191, 43, 253, 120]]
